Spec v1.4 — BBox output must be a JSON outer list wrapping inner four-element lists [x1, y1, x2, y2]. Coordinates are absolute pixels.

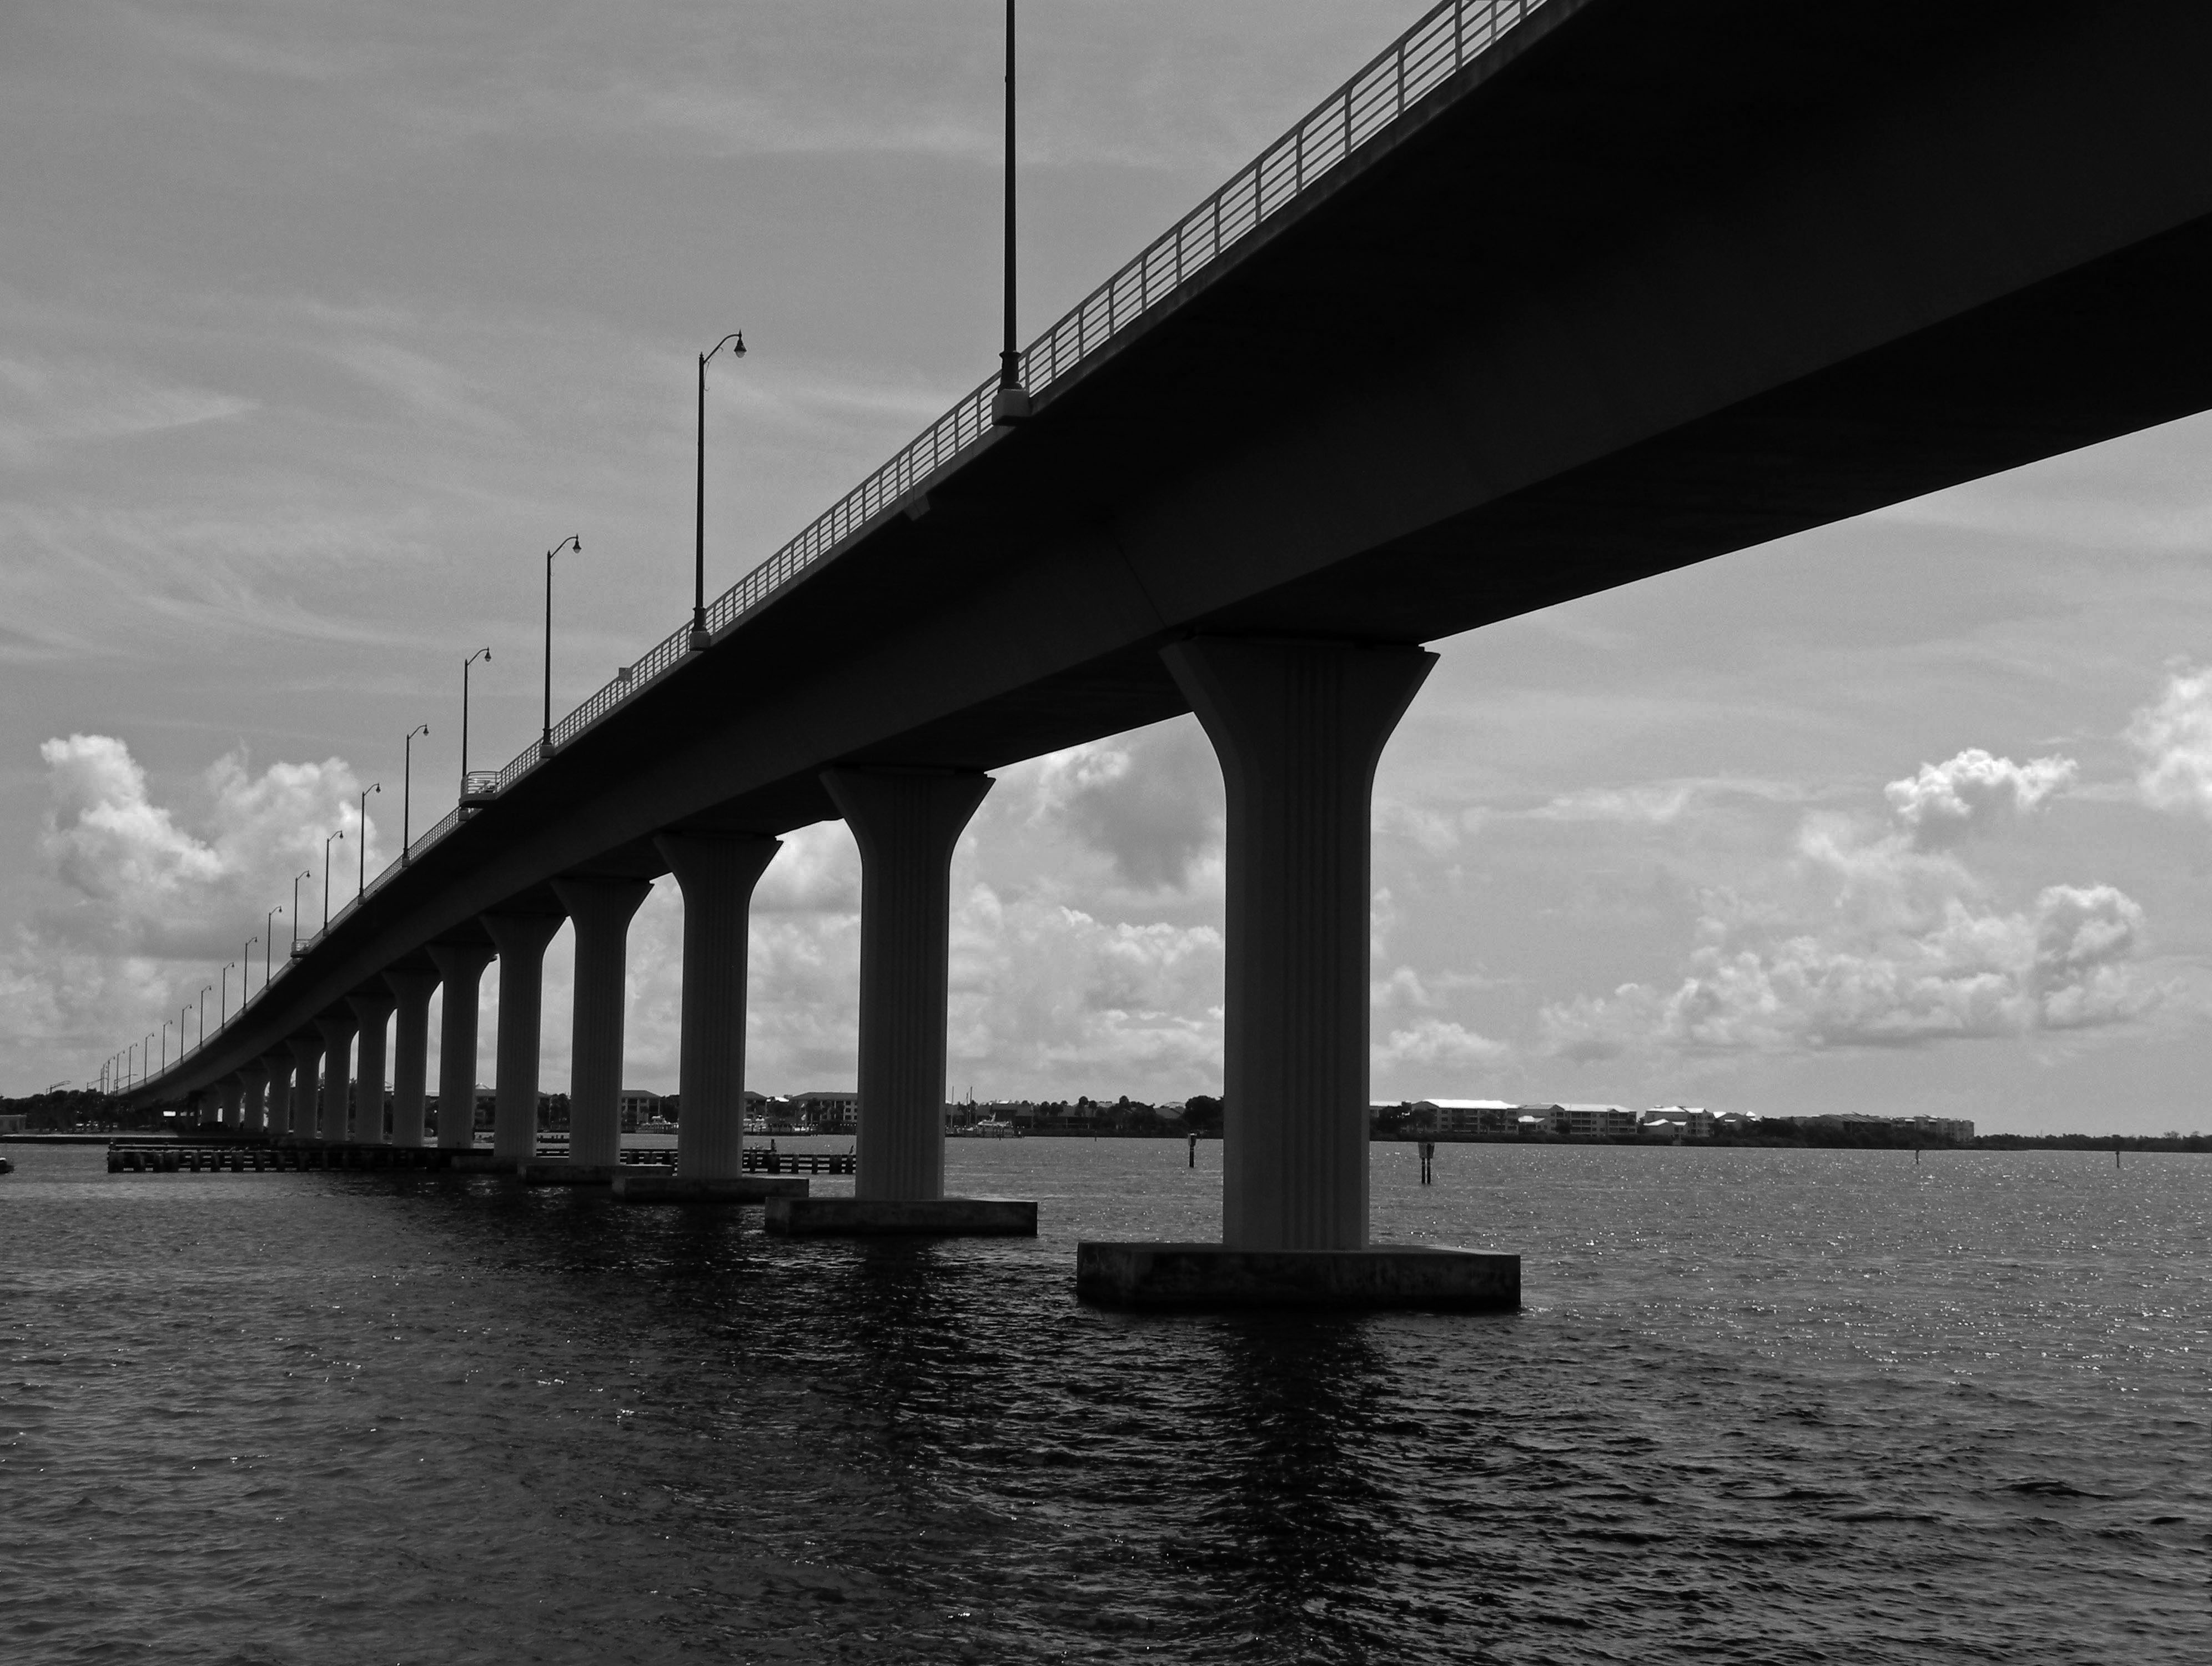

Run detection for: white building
[[1646, 1105, 1713, 1140], [1411, 1098, 1519, 1135]]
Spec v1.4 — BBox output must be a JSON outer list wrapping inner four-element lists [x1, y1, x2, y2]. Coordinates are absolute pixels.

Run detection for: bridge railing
[[129, 0, 1549, 1095]]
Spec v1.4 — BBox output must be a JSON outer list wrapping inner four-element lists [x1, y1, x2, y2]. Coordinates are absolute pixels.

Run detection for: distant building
[[792, 1089, 858, 1130], [0, 1112, 25, 1134], [1412, 1098, 1519, 1135], [1646, 1105, 1713, 1140], [1560, 1103, 1640, 1138]]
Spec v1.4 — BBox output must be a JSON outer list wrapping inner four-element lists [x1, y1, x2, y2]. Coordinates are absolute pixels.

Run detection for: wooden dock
[[103, 1140, 856, 1177]]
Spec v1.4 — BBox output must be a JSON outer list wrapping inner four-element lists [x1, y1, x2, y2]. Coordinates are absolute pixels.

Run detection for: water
[[3, 1139, 2204, 1664]]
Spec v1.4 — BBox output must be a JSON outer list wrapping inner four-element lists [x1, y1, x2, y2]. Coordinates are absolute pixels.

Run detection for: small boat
[[0, 1156, 14, 1176]]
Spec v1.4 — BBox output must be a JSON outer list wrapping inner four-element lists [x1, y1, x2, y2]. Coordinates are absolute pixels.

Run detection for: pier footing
[[764, 1196, 1037, 1236], [613, 1173, 810, 1204], [518, 1162, 625, 1186], [1075, 1242, 1519, 1311]]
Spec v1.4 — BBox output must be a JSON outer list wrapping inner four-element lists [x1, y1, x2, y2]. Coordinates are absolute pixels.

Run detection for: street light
[[543, 535, 582, 759], [160, 1020, 172, 1073], [460, 648, 491, 806], [992, 1, 1031, 426], [220, 962, 235, 1025], [289, 874, 310, 957], [692, 332, 746, 652], [323, 829, 344, 930], [242, 939, 256, 1005], [197, 984, 213, 1050], [357, 783, 381, 897], [401, 723, 429, 859], [270, 901, 288, 974]]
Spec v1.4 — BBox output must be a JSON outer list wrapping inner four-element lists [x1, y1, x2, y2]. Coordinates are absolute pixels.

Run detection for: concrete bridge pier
[[314, 1012, 357, 1143], [653, 833, 780, 1193], [238, 1061, 268, 1134], [765, 769, 1033, 1237], [284, 1035, 323, 1143], [482, 912, 564, 1165], [348, 990, 396, 1145], [263, 1053, 293, 1137], [427, 944, 494, 1151], [215, 1076, 241, 1127], [1077, 638, 1516, 1311], [385, 970, 438, 1147], [551, 877, 652, 1176]]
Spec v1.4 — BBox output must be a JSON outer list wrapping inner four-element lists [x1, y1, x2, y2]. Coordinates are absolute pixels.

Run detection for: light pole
[[220, 962, 235, 1025], [692, 333, 746, 651], [543, 536, 581, 758], [270, 902, 288, 975], [160, 1021, 172, 1073], [198, 985, 212, 1050], [357, 784, 380, 897], [992, 0, 1030, 426], [289, 874, 310, 956], [460, 648, 490, 803], [402, 723, 429, 858], [323, 829, 344, 930]]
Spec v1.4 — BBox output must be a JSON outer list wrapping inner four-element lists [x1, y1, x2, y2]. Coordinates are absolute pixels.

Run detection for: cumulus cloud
[[948, 886, 1223, 1095], [1026, 718, 1222, 891], [2, 735, 379, 1085], [1541, 746, 2147, 1059], [37, 734, 376, 957], [1883, 748, 2076, 847], [2128, 665, 2212, 817]]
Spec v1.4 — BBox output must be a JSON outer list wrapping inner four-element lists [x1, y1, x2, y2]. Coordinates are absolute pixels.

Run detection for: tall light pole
[[357, 784, 381, 897], [323, 829, 344, 930], [460, 648, 490, 805], [220, 962, 235, 1025], [160, 1021, 172, 1073], [197, 985, 212, 1050], [289, 874, 310, 956], [543, 536, 581, 759], [270, 901, 288, 975], [992, 0, 1030, 426], [402, 723, 429, 857], [692, 333, 746, 652]]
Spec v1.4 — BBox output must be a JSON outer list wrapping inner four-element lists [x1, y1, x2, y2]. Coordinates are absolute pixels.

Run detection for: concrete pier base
[[517, 1161, 625, 1186], [764, 1196, 1037, 1236], [614, 1173, 810, 1204], [1075, 1242, 1519, 1311]]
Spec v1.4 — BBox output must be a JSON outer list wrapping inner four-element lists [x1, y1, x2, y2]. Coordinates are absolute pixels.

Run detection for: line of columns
[[235, 638, 1421, 1253]]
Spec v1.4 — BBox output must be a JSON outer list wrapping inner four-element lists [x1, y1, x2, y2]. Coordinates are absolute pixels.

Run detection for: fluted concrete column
[[654, 833, 781, 1181], [550, 878, 653, 1170], [238, 1061, 268, 1134], [385, 970, 439, 1147], [1163, 638, 1435, 1252], [263, 1053, 294, 1136], [347, 990, 396, 1146], [428, 944, 495, 1150], [285, 1035, 324, 1141], [821, 767, 993, 1202], [314, 1013, 357, 1143], [482, 912, 565, 1163]]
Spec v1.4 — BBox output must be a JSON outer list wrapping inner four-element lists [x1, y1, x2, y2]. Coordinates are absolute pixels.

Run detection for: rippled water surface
[[4, 1139, 2205, 1663]]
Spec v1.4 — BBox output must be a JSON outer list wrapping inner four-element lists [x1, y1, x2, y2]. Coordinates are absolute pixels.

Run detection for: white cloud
[[2128, 665, 2212, 817], [2, 735, 379, 1083], [1024, 719, 1222, 892], [1540, 746, 2148, 1060], [1883, 747, 2076, 847]]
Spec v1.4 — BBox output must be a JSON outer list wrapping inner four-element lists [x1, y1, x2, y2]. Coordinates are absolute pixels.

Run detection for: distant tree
[[1182, 1095, 1223, 1134]]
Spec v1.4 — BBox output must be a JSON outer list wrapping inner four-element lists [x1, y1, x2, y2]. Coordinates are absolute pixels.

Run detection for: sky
[[7, 1, 2212, 1135]]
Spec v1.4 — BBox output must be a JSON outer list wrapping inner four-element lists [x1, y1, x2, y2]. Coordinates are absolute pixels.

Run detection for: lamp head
[[731, 332, 746, 358]]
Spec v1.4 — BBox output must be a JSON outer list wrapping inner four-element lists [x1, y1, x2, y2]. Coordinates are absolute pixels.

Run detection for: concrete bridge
[[108, 0, 2212, 1306]]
